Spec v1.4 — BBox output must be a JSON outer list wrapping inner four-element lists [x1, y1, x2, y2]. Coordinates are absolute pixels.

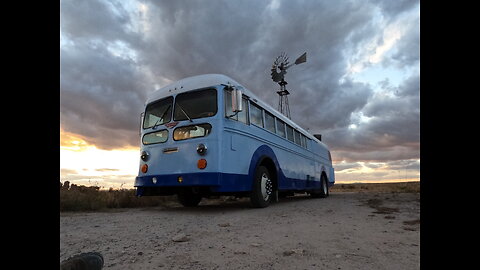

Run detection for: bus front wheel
[[250, 166, 273, 208], [177, 189, 202, 207]]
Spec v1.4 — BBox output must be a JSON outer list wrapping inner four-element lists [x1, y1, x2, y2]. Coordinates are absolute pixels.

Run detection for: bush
[[59, 182, 175, 212]]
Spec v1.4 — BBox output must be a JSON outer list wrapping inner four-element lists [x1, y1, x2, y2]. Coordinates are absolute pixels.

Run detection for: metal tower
[[270, 52, 306, 119]]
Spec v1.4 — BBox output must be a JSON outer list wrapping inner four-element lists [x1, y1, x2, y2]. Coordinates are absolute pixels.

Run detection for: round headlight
[[196, 143, 207, 156], [141, 150, 150, 161]]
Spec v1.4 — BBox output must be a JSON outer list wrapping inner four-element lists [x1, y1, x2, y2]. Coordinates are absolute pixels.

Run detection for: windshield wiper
[[176, 103, 193, 122], [152, 105, 171, 129]]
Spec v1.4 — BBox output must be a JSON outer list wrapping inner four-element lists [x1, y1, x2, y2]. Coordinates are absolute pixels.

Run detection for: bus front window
[[143, 96, 173, 129], [174, 89, 217, 121]]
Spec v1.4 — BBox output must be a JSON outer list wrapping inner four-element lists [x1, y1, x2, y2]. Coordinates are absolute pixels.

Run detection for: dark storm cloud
[[60, 39, 148, 149], [324, 73, 419, 162], [382, 16, 419, 69], [60, 0, 419, 164], [369, 0, 418, 19], [137, 0, 380, 131]]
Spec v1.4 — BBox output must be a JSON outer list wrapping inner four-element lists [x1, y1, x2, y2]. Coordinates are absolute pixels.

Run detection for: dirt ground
[[60, 191, 420, 270]]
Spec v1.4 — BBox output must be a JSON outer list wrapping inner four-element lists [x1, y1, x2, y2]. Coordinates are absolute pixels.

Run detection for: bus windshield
[[143, 96, 173, 129], [174, 88, 217, 121]]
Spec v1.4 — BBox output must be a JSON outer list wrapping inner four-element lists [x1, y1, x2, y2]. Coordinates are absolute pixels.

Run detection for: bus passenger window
[[300, 134, 307, 148], [294, 130, 301, 145], [286, 125, 294, 142], [250, 103, 263, 127], [264, 111, 275, 133], [276, 118, 286, 138]]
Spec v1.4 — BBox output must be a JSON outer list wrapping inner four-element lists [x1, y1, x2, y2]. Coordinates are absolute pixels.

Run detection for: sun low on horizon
[[60, 129, 140, 189]]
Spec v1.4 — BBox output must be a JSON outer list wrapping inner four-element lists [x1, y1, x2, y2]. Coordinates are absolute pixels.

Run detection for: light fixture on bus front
[[197, 143, 207, 155], [141, 150, 150, 161]]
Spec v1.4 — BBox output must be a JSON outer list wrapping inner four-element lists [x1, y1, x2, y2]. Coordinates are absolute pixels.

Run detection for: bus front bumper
[[134, 172, 251, 195]]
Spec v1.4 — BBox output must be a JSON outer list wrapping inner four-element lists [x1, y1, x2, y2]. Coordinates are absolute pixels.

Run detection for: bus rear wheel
[[250, 166, 273, 208], [177, 188, 202, 207], [311, 175, 329, 198]]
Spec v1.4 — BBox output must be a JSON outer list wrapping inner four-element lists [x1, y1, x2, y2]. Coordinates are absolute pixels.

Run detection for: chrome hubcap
[[323, 179, 328, 194], [260, 173, 273, 201]]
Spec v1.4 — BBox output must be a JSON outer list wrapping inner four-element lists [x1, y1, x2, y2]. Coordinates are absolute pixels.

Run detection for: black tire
[[177, 189, 202, 207], [60, 252, 104, 270], [311, 174, 329, 198], [250, 166, 273, 208]]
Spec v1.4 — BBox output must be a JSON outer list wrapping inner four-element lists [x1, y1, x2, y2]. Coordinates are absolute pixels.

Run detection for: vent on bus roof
[[314, 134, 322, 141]]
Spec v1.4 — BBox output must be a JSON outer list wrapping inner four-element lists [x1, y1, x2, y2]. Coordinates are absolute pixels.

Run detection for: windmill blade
[[294, 52, 307, 65]]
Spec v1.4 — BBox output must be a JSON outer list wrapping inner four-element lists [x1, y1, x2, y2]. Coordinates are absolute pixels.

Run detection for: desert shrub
[[60, 183, 176, 211]]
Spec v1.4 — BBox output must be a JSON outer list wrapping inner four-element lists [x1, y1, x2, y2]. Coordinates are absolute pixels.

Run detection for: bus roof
[[146, 74, 325, 146]]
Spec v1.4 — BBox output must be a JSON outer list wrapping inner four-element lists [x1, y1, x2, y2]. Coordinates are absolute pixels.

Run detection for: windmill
[[271, 52, 306, 119]]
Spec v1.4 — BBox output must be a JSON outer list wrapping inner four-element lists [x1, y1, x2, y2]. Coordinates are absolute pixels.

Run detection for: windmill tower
[[270, 52, 306, 119]]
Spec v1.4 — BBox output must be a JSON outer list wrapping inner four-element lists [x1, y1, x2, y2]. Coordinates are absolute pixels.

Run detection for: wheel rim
[[260, 173, 273, 201], [322, 178, 328, 194]]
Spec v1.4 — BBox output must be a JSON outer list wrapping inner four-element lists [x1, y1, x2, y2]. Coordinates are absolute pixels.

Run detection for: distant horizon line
[[60, 178, 420, 191]]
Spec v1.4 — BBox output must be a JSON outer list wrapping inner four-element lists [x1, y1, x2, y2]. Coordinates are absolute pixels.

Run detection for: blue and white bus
[[135, 74, 335, 208]]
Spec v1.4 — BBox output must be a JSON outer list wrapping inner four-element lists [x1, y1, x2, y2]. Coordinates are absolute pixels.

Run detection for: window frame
[[173, 123, 213, 141], [173, 88, 218, 122], [275, 118, 286, 138], [286, 124, 294, 142], [143, 96, 174, 129], [224, 89, 249, 125], [142, 129, 169, 145], [264, 110, 276, 134], [249, 102, 264, 128]]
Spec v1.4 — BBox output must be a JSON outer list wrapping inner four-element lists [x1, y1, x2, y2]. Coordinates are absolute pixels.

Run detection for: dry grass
[[60, 181, 420, 212], [60, 181, 175, 212], [330, 181, 420, 193]]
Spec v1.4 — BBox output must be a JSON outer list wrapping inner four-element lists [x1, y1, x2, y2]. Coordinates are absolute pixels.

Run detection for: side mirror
[[232, 88, 243, 112]]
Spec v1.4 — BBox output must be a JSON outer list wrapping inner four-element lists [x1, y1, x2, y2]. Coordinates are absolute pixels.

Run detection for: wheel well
[[259, 158, 278, 190], [321, 171, 328, 182]]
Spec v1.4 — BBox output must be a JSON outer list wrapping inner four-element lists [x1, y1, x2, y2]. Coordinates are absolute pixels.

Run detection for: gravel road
[[60, 192, 420, 269]]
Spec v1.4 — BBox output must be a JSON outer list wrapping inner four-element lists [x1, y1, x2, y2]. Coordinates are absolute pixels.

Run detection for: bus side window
[[300, 134, 307, 148], [294, 130, 301, 145], [264, 111, 275, 133], [250, 102, 264, 127], [276, 118, 286, 138], [286, 125, 294, 142]]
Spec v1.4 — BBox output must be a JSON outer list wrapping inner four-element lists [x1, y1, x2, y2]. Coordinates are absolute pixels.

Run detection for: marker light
[[196, 143, 207, 155], [141, 164, 148, 173], [197, 159, 207, 169], [141, 150, 150, 161]]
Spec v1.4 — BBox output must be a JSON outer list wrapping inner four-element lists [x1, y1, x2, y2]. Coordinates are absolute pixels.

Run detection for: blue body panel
[[135, 172, 250, 192], [135, 74, 335, 195]]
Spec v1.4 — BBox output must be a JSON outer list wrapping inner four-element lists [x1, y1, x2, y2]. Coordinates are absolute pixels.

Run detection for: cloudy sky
[[60, 0, 420, 188]]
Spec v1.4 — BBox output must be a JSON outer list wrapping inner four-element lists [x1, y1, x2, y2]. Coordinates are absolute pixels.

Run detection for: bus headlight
[[141, 150, 150, 161], [196, 143, 207, 156]]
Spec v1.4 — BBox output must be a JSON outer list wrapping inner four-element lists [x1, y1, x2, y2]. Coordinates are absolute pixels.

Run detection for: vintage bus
[[135, 74, 335, 208]]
